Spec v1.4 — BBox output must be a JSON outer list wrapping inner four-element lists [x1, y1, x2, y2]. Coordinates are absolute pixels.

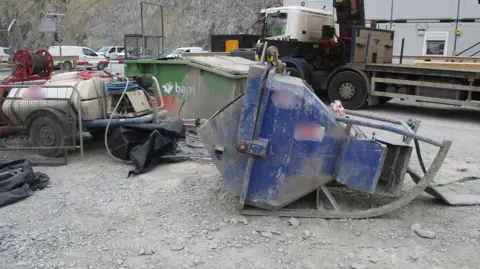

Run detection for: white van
[[166, 47, 204, 58], [48, 46, 109, 70], [97, 46, 124, 60], [0, 46, 10, 63]]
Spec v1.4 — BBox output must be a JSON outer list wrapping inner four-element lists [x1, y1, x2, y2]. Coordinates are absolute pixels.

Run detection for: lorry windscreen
[[266, 12, 288, 38]]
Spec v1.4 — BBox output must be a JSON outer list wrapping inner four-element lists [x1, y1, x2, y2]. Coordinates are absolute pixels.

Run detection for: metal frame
[[0, 84, 84, 165], [140, 2, 164, 56], [38, 13, 65, 33], [370, 77, 480, 108], [239, 110, 451, 219]]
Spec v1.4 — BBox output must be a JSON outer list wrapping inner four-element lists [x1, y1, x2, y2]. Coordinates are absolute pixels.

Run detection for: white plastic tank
[[2, 72, 113, 124]]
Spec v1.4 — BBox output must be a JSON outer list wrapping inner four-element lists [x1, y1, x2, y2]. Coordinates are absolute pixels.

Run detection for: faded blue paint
[[336, 138, 387, 193], [198, 64, 393, 208], [245, 139, 269, 157]]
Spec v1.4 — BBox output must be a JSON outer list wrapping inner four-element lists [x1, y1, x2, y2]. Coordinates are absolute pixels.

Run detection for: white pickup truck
[[48, 46, 109, 70]]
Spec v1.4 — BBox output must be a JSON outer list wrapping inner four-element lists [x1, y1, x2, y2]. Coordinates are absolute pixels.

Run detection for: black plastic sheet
[[106, 120, 186, 177], [0, 160, 50, 208]]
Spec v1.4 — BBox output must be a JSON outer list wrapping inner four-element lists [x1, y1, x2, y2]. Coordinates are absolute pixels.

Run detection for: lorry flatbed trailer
[[363, 63, 480, 79], [355, 63, 480, 108]]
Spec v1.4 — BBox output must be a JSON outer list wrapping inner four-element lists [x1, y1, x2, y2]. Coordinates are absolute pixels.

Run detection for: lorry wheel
[[286, 67, 301, 78], [62, 61, 73, 71], [328, 71, 368, 110], [29, 116, 66, 158]]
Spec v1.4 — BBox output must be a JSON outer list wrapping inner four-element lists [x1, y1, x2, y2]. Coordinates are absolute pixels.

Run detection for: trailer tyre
[[62, 61, 73, 71], [328, 71, 368, 110], [29, 116, 65, 158]]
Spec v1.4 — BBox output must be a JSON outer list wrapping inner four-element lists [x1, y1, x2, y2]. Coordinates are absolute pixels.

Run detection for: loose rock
[[287, 217, 300, 227], [302, 230, 312, 239], [351, 263, 368, 269], [171, 245, 185, 251], [411, 223, 422, 231], [456, 167, 468, 172], [415, 229, 436, 239], [261, 232, 273, 238], [411, 223, 436, 239]]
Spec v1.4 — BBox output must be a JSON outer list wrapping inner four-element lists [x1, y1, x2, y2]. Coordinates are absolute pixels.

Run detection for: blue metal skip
[[199, 64, 388, 210]]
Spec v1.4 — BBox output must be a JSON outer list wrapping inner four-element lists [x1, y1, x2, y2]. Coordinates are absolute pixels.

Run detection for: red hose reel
[[0, 49, 55, 132], [11, 49, 54, 82]]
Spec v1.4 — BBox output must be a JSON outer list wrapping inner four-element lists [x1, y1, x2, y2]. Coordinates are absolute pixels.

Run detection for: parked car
[[0, 46, 10, 63], [166, 47, 204, 58], [48, 45, 109, 70], [97, 46, 124, 60], [116, 52, 126, 60]]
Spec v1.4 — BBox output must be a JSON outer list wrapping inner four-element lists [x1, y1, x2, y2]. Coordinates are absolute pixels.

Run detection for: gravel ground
[[1, 100, 479, 269]]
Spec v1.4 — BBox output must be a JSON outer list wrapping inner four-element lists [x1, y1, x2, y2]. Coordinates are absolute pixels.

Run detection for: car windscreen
[[98, 47, 109, 52], [3, 48, 10, 55]]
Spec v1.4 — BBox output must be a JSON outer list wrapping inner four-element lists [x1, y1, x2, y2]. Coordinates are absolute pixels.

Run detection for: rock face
[[0, 0, 278, 53]]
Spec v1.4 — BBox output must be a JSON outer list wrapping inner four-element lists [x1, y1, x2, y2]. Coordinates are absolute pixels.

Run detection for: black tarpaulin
[[106, 120, 186, 177], [0, 160, 50, 208]]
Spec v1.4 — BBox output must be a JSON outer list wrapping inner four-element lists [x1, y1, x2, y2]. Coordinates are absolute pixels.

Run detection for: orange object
[[225, 40, 239, 53]]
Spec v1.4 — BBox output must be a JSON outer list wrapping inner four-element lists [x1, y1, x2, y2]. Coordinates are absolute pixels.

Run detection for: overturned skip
[[198, 64, 452, 219]]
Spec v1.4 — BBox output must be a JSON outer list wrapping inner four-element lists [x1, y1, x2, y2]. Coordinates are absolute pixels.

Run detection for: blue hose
[[83, 114, 153, 127], [106, 82, 151, 99]]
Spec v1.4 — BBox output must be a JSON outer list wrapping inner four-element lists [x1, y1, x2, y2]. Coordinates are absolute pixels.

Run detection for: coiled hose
[[31, 53, 49, 75], [104, 77, 133, 164]]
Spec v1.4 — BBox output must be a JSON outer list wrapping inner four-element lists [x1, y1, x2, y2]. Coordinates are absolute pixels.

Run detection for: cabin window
[[423, 32, 448, 56], [266, 12, 288, 37], [425, 41, 446, 56]]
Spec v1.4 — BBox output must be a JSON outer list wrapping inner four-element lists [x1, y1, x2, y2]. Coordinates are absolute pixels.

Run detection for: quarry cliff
[[0, 0, 278, 54]]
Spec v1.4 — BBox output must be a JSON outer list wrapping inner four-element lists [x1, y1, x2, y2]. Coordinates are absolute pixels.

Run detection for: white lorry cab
[[166, 47, 204, 58], [260, 6, 335, 42], [48, 46, 109, 70], [97, 46, 124, 60]]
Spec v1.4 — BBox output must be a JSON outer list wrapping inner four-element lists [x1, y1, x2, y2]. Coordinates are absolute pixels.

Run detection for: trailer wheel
[[328, 71, 368, 110], [62, 61, 73, 71], [29, 116, 66, 158]]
